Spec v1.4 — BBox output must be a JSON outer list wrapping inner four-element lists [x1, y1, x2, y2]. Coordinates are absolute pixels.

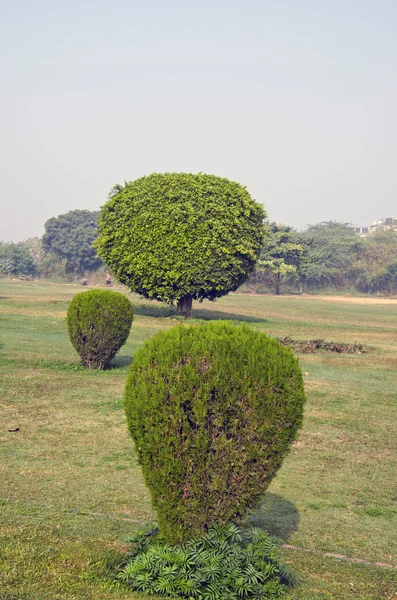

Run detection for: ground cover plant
[[119, 524, 296, 598], [67, 289, 133, 369], [1, 280, 396, 599]]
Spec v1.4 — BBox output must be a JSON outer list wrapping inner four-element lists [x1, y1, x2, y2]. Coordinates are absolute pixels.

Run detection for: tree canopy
[[42, 210, 102, 275], [95, 173, 266, 316]]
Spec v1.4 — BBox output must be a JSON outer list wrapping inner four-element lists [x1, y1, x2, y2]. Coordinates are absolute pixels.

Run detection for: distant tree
[[23, 237, 45, 266], [353, 231, 397, 294], [0, 243, 36, 276], [42, 210, 102, 275], [39, 251, 69, 280], [303, 221, 355, 236], [254, 223, 302, 294], [295, 221, 363, 291], [248, 220, 397, 295], [95, 173, 266, 317]]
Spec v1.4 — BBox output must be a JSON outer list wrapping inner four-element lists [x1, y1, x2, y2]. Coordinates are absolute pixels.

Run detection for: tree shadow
[[133, 303, 267, 323], [193, 308, 267, 323], [133, 304, 176, 318], [107, 355, 134, 369], [244, 492, 300, 540]]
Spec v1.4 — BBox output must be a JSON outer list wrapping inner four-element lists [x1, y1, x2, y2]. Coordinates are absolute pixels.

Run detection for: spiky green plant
[[119, 524, 296, 599]]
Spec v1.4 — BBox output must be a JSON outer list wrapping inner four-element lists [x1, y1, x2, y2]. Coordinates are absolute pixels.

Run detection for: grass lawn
[[1, 279, 396, 599]]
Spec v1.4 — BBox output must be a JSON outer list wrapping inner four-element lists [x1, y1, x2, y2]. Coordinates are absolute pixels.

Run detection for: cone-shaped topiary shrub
[[125, 322, 306, 544], [67, 289, 133, 369]]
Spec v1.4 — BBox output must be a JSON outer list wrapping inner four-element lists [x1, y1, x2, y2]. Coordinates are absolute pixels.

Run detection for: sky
[[1, 0, 396, 242]]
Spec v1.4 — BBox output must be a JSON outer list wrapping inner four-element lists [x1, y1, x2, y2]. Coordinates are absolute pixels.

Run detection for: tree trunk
[[275, 273, 281, 295], [176, 294, 193, 318]]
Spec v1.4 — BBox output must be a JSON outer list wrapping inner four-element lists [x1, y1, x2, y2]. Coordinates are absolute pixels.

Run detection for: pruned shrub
[[95, 173, 266, 317], [67, 289, 133, 369], [125, 322, 306, 544], [119, 524, 297, 598]]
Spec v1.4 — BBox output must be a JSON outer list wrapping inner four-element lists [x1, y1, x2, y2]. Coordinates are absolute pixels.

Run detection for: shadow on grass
[[193, 308, 267, 323], [133, 303, 176, 318], [246, 492, 300, 540], [107, 355, 134, 369], [133, 302, 267, 323], [35, 356, 134, 371]]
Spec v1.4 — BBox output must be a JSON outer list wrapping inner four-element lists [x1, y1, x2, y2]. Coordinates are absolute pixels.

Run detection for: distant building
[[354, 226, 368, 235], [353, 218, 397, 236]]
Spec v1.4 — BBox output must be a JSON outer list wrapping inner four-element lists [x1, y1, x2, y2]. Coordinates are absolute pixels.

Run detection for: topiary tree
[[67, 289, 133, 369], [95, 173, 266, 317], [125, 321, 306, 544]]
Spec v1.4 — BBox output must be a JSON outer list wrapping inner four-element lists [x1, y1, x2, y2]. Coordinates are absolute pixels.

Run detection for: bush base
[[118, 524, 297, 599]]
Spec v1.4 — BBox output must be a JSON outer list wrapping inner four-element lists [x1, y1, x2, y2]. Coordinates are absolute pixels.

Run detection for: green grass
[[1, 280, 396, 599]]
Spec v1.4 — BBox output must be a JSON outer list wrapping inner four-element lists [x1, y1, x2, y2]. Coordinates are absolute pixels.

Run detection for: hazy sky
[[1, 0, 396, 241]]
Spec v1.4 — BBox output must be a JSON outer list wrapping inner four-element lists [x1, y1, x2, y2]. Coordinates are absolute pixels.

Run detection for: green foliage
[[23, 237, 45, 265], [39, 251, 69, 280], [95, 173, 266, 314], [119, 524, 296, 599], [125, 321, 306, 544], [352, 232, 397, 294], [247, 221, 397, 295], [254, 223, 302, 294], [294, 221, 363, 290], [42, 210, 102, 275], [0, 242, 36, 276], [66, 289, 133, 369]]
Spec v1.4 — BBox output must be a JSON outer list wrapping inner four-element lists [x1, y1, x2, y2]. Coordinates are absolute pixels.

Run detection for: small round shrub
[[125, 322, 306, 544], [67, 289, 133, 369]]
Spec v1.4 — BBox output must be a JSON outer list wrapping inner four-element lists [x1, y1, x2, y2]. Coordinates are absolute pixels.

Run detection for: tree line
[[0, 210, 102, 280], [248, 221, 397, 295], [1, 208, 397, 295]]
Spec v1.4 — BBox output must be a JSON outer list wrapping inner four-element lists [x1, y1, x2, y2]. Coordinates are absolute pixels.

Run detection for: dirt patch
[[283, 294, 397, 305]]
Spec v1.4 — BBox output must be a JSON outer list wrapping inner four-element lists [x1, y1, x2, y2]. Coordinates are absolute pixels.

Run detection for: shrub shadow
[[107, 355, 134, 369], [245, 492, 300, 540]]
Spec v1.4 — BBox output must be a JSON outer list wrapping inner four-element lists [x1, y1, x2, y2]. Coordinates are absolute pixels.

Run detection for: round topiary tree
[[95, 173, 266, 317], [125, 322, 306, 544], [67, 289, 133, 369]]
